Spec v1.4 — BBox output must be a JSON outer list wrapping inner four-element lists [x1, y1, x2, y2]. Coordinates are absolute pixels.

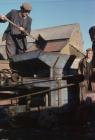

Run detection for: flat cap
[[86, 48, 92, 52], [21, 2, 32, 11]]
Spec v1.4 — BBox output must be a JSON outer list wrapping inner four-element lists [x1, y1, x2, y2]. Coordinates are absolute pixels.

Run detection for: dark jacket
[[78, 57, 95, 81], [0, 9, 32, 40]]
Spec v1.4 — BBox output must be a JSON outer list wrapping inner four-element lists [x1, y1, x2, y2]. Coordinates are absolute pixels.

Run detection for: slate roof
[[0, 23, 83, 58], [0, 23, 81, 44], [27, 23, 80, 42]]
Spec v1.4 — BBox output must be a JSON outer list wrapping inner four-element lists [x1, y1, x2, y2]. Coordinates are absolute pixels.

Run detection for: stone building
[[27, 23, 84, 57]]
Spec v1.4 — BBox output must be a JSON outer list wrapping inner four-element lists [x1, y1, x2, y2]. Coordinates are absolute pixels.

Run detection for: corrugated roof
[[27, 23, 80, 42]]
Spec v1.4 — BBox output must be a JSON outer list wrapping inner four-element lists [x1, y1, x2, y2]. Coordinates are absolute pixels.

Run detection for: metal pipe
[[0, 82, 79, 101]]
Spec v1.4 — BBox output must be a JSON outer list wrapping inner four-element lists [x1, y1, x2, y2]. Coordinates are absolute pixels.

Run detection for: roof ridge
[[32, 23, 80, 31]]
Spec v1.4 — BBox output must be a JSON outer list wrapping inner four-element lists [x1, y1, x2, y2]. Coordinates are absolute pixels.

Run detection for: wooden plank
[[0, 99, 17, 106], [0, 60, 10, 70]]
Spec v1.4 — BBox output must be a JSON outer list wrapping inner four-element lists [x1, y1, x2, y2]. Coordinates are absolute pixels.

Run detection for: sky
[[0, 0, 95, 52]]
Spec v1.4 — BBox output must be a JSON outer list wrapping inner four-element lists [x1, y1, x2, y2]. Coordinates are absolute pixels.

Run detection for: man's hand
[[0, 15, 6, 20], [18, 27, 25, 32]]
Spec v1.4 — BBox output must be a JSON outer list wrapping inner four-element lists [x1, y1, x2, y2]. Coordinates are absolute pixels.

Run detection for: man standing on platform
[[0, 2, 32, 59]]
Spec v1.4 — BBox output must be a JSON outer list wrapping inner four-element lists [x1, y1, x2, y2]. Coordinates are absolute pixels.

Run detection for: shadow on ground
[[0, 97, 95, 139]]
